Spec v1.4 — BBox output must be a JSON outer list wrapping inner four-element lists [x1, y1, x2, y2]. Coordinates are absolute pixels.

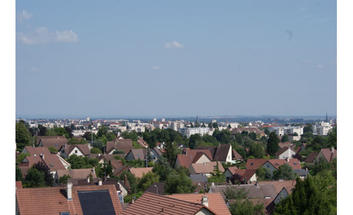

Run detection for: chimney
[[331, 147, 335, 153], [40, 153, 44, 160], [87, 176, 90, 183], [67, 182, 73, 200], [201, 195, 209, 207], [98, 179, 102, 186]]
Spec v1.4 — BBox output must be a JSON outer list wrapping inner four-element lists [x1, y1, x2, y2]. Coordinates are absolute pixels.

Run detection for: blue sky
[[16, 0, 336, 118]]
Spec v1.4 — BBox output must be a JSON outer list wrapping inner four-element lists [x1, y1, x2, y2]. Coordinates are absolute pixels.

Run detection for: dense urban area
[[15, 116, 337, 215]]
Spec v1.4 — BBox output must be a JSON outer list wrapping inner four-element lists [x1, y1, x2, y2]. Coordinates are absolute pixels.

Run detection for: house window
[[75, 150, 78, 153]]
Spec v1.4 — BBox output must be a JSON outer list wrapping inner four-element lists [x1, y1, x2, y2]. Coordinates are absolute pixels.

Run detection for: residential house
[[99, 154, 129, 176], [305, 147, 337, 164], [106, 138, 133, 156], [146, 182, 165, 195], [121, 192, 215, 215], [276, 146, 297, 159], [167, 193, 231, 215], [20, 146, 69, 178], [175, 148, 213, 169], [59, 143, 90, 158], [209, 180, 296, 214], [16, 182, 123, 215], [37, 136, 68, 151], [125, 149, 147, 161], [246, 158, 302, 177], [225, 167, 257, 184]]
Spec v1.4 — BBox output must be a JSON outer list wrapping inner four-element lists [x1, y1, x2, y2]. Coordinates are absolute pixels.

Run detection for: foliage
[[208, 164, 226, 183], [48, 146, 58, 154], [137, 172, 160, 191], [274, 175, 336, 215], [23, 168, 46, 188], [213, 129, 233, 144], [90, 147, 102, 154], [164, 141, 180, 167], [124, 191, 143, 203], [67, 154, 99, 169], [32, 162, 54, 186], [249, 132, 257, 141], [229, 200, 265, 215], [96, 160, 113, 179], [281, 134, 289, 142], [248, 142, 265, 158], [165, 170, 195, 194], [256, 167, 272, 180], [121, 131, 138, 141], [132, 141, 143, 149], [68, 137, 87, 145], [118, 170, 138, 193], [152, 157, 173, 181], [16, 121, 32, 151], [58, 175, 71, 184], [16, 153, 29, 165], [267, 132, 280, 156], [16, 166, 23, 181], [273, 164, 296, 180]]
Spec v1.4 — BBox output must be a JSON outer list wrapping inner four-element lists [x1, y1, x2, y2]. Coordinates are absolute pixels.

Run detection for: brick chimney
[[67, 182, 73, 200], [201, 195, 209, 207]]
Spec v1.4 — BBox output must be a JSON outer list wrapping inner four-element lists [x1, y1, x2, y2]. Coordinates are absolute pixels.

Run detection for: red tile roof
[[191, 161, 225, 175], [106, 138, 133, 154], [122, 192, 214, 215], [129, 167, 153, 178], [167, 193, 230, 215], [319, 148, 337, 162], [37, 136, 68, 150], [229, 169, 257, 183], [16, 184, 123, 215], [246, 159, 268, 169]]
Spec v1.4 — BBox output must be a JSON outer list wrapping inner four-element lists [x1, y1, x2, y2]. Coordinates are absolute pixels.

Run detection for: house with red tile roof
[[225, 167, 257, 184], [20, 146, 69, 178], [166, 193, 231, 215], [99, 154, 129, 176], [246, 158, 302, 178], [106, 138, 133, 155], [121, 192, 215, 215], [317, 147, 337, 162], [16, 182, 123, 215], [37, 136, 68, 151], [59, 143, 91, 158]]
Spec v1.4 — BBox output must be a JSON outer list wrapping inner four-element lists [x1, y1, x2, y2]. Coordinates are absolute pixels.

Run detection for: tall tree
[[16, 121, 32, 151], [267, 132, 280, 156]]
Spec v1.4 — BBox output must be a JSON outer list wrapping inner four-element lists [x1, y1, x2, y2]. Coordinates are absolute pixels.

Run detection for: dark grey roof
[[294, 169, 309, 177], [78, 190, 116, 215], [190, 174, 208, 183], [209, 184, 277, 199]]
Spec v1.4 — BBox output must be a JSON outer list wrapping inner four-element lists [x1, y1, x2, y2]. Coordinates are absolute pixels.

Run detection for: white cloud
[[18, 27, 79, 45], [164, 41, 184, 48], [18, 10, 32, 22], [56, 30, 79, 43], [152, 66, 160, 70]]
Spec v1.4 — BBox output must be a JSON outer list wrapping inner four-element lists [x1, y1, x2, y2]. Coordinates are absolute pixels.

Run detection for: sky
[[16, 0, 337, 118]]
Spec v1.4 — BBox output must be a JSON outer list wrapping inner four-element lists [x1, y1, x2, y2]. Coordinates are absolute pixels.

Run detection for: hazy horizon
[[16, 0, 337, 117]]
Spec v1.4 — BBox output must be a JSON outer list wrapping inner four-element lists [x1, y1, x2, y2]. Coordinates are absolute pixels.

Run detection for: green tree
[[152, 157, 173, 181], [58, 175, 71, 184], [165, 171, 195, 194], [273, 164, 296, 180], [48, 146, 58, 154], [137, 172, 160, 191], [274, 176, 336, 215], [256, 167, 272, 180], [16, 121, 32, 151], [229, 200, 264, 215], [267, 132, 280, 156], [23, 168, 46, 188], [90, 147, 102, 154], [248, 142, 265, 158], [281, 134, 289, 142], [16, 166, 23, 181], [249, 132, 257, 141], [164, 141, 179, 167], [32, 162, 53, 186]]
